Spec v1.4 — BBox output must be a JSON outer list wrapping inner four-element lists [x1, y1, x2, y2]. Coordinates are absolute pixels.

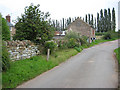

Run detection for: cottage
[[6, 15, 16, 40], [67, 18, 95, 43]]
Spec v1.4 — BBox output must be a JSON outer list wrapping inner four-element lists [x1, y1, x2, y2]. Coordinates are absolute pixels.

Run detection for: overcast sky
[[0, 0, 119, 30]]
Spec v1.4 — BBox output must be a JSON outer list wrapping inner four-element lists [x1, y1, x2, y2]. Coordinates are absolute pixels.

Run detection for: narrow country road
[[17, 40, 118, 88]]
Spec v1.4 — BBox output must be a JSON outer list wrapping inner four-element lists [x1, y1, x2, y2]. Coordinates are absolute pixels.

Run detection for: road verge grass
[[2, 49, 78, 88], [114, 47, 120, 64]]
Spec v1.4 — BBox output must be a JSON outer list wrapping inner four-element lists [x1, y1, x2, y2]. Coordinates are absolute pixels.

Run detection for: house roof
[[67, 18, 95, 31]]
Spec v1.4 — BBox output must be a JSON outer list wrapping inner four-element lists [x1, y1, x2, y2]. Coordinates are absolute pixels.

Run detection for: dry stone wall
[[5, 40, 40, 60]]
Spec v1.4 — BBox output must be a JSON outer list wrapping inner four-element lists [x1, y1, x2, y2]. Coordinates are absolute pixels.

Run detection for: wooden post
[[47, 49, 50, 61]]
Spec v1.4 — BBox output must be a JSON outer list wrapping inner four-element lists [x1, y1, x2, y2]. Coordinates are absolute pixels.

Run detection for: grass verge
[[2, 49, 78, 88], [114, 47, 120, 64]]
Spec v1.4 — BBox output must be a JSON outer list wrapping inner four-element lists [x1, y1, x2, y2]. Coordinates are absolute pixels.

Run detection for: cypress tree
[[97, 13, 100, 32], [88, 14, 90, 25], [100, 9, 104, 32], [85, 14, 87, 23], [112, 8, 116, 32], [108, 8, 111, 31], [104, 9, 108, 32], [62, 18, 65, 31], [91, 14, 94, 27], [94, 18, 96, 29]]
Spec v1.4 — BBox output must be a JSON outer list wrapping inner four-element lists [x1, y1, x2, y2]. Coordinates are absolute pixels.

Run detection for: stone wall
[[5, 40, 40, 60]]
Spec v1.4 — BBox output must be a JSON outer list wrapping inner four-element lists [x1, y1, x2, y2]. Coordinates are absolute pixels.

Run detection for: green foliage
[[58, 40, 68, 49], [114, 47, 120, 64], [80, 36, 89, 46], [2, 49, 78, 88], [67, 38, 77, 48], [65, 31, 80, 40], [95, 32, 107, 36], [13, 3, 55, 44], [112, 8, 116, 31], [103, 31, 119, 40], [44, 41, 57, 54], [2, 41, 10, 71], [2, 17, 10, 40], [74, 46, 83, 52], [97, 8, 116, 32], [103, 33, 111, 40]]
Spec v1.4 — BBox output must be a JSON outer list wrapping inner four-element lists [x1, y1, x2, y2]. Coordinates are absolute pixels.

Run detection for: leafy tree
[[112, 8, 116, 32], [14, 3, 55, 44], [2, 17, 10, 40]]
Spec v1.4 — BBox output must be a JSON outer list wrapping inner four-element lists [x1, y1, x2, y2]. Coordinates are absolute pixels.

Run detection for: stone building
[[67, 18, 95, 43], [6, 14, 16, 40]]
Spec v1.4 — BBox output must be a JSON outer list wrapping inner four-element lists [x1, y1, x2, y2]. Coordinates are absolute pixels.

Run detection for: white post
[[47, 49, 50, 61]]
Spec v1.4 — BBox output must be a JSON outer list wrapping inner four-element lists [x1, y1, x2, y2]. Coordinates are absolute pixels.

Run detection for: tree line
[[50, 8, 116, 33], [49, 17, 79, 31], [97, 8, 116, 32]]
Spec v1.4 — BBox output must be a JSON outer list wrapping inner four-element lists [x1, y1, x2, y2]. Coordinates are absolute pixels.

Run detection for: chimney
[[6, 14, 10, 23]]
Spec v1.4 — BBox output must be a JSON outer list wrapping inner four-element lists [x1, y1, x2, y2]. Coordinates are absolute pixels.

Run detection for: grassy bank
[[114, 47, 120, 64], [2, 49, 78, 88], [2, 39, 118, 88], [89, 39, 116, 47]]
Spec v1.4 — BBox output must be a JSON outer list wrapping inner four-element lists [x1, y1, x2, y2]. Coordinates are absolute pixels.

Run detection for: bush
[[80, 36, 89, 46], [95, 32, 107, 36], [67, 38, 77, 48], [103, 33, 111, 40], [65, 31, 80, 40], [103, 31, 118, 40], [2, 41, 10, 71], [58, 40, 68, 49], [44, 41, 57, 54]]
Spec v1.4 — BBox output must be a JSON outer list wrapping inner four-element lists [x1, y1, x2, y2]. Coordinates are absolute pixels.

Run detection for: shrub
[[103, 33, 111, 40], [65, 31, 80, 40], [102, 31, 118, 40], [67, 38, 77, 48], [58, 40, 68, 49], [44, 41, 57, 54], [79, 36, 89, 46], [2, 41, 10, 71]]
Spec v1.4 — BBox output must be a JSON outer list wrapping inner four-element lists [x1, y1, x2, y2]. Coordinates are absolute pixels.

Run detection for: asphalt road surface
[[17, 40, 118, 88]]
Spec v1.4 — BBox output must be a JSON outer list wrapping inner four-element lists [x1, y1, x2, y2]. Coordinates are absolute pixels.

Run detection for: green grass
[[2, 49, 78, 88], [114, 47, 120, 64], [89, 38, 118, 47]]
